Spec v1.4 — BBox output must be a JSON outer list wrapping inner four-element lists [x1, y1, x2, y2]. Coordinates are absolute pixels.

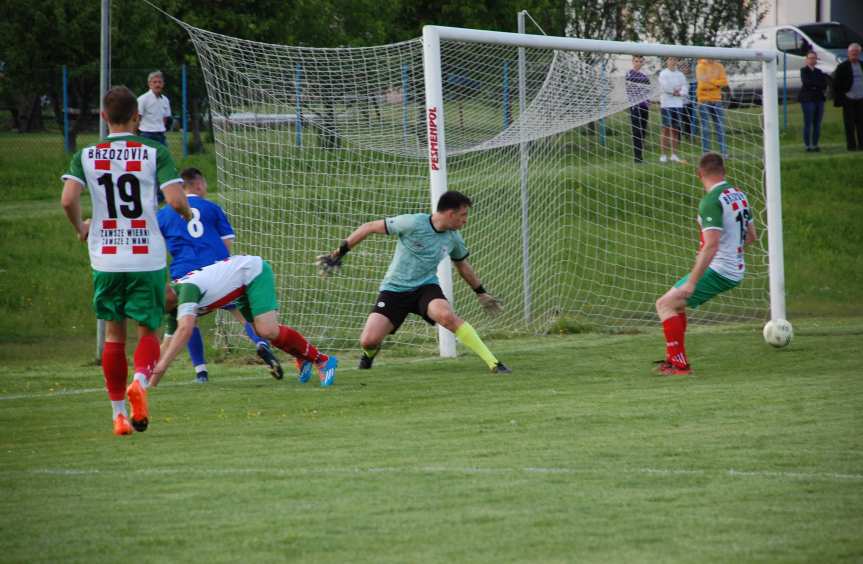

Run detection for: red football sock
[[133, 333, 160, 379], [662, 315, 689, 368], [102, 341, 128, 401], [678, 312, 687, 352], [271, 325, 322, 363]]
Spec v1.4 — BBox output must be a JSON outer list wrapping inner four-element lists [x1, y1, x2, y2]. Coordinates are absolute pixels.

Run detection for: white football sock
[[195, 364, 208, 374], [133, 373, 150, 389], [111, 400, 127, 419]]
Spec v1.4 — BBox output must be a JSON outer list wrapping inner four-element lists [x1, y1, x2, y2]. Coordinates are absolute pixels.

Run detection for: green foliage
[[637, 0, 767, 47]]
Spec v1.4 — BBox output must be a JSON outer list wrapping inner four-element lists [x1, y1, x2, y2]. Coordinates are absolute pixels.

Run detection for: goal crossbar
[[424, 26, 778, 62]]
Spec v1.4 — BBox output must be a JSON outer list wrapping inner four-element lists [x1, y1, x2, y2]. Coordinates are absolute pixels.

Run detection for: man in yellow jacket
[[696, 59, 729, 156]]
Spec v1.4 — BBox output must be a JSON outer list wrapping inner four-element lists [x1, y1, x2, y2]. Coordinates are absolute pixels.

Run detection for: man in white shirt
[[137, 70, 171, 146], [161, 95, 173, 133], [658, 57, 688, 163]]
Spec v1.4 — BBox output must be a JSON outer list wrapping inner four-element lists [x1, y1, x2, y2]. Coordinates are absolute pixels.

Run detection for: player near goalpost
[[654, 153, 757, 375], [60, 85, 193, 436], [157, 167, 282, 383], [149, 255, 338, 387], [317, 190, 511, 373]]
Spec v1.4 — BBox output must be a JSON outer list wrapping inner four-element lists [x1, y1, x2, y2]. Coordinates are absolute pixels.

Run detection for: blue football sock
[[187, 326, 206, 367], [244, 322, 269, 348]]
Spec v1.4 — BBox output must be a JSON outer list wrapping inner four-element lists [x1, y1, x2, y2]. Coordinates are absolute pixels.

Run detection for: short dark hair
[[103, 86, 138, 125], [699, 152, 725, 177], [180, 167, 204, 183], [436, 190, 472, 212]]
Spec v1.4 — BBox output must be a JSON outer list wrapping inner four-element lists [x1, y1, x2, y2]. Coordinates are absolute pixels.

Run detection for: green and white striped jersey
[[697, 181, 753, 282], [174, 255, 264, 319], [61, 133, 181, 272]]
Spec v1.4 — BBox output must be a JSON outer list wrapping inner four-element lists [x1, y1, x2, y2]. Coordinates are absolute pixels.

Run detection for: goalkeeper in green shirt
[[317, 190, 511, 373]]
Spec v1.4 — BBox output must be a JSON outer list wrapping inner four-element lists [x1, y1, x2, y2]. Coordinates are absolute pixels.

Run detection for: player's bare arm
[[163, 183, 193, 221], [679, 230, 720, 297], [454, 259, 503, 316], [151, 314, 196, 387], [340, 220, 387, 252], [317, 220, 387, 276], [454, 258, 481, 288], [745, 222, 757, 245], [60, 179, 89, 241]]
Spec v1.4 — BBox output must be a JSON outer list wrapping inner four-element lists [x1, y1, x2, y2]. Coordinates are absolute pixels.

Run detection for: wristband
[[338, 240, 351, 257], [473, 284, 486, 295]]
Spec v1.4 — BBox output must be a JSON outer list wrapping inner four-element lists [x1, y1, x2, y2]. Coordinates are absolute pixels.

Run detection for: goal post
[[178, 19, 786, 358], [421, 25, 786, 337], [760, 57, 787, 322], [422, 28, 457, 357]]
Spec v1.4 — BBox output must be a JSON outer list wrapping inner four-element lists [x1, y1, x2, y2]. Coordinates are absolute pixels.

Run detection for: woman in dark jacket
[[799, 51, 828, 152]]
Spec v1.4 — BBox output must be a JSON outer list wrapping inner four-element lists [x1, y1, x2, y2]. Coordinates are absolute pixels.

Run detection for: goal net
[[180, 22, 781, 354]]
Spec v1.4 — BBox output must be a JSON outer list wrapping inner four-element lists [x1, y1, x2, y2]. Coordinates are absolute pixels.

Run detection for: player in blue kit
[[317, 190, 510, 373], [157, 168, 282, 382]]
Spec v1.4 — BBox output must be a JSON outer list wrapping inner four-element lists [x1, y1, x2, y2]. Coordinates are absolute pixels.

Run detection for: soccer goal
[[181, 22, 785, 356]]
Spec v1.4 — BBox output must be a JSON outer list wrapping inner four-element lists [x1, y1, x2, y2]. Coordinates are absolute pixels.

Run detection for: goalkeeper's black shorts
[[372, 284, 446, 333]]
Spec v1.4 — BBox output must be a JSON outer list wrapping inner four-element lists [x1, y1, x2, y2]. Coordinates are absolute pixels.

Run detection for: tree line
[[0, 0, 763, 149]]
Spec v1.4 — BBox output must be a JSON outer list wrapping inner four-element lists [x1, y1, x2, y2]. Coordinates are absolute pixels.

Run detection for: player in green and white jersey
[[61, 86, 193, 436], [149, 255, 338, 387], [317, 190, 510, 373], [654, 153, 757, 375]]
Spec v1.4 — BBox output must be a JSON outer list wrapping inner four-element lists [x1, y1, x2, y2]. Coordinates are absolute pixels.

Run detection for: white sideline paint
[[12, 466, 862, 482]]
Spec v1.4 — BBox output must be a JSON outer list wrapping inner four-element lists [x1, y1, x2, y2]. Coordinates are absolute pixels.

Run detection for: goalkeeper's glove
[[474, 285, 503, 317], [316, 240, 351, 277], [315, 253, 342, 277]]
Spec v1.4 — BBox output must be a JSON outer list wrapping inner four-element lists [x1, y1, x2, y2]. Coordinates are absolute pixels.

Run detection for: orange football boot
[[113, 413, 133, 436], [126, 380, 149, 432]]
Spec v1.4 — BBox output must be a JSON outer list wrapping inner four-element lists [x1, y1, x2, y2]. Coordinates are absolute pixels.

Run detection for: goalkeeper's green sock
[[359, 346, 379, 369], [454, 321, 498, 369], [362, 346, 379, 358]]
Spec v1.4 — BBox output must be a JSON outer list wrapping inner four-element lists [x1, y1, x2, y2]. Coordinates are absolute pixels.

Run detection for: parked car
[[727, 22, 863, 105]]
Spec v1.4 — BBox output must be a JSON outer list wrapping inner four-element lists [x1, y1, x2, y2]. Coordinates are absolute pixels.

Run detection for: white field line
[[7, 466, 861, 482]]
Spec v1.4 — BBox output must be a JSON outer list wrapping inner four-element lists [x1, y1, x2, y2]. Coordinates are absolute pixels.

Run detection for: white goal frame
[[422, 25, 786, 357]]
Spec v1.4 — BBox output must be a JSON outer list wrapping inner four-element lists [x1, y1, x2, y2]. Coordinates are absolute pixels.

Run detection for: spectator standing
[[161, 95, 173, 133], [799, 51, 828, 152], [677, 60, 698, 142], [625, 55, 651, 163], [658, 57, 687, 163], [833, 43, 863, 151], [696, 59, 729, 157], [137, 70, 171, 146]]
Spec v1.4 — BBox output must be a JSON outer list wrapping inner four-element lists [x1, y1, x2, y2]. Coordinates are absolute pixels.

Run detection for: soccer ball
[[763, 319, 793, 348]]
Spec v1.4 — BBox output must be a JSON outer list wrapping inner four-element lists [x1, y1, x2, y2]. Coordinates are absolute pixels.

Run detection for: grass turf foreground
[[1, 321, 861, 563]]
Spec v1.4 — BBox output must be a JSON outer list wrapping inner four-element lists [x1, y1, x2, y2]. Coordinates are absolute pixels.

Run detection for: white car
[[728, 22, 863, 105]]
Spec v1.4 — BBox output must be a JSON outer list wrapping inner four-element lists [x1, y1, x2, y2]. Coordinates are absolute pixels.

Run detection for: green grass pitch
[[1, 322, 862, 562], [1, 101, 862, 561]]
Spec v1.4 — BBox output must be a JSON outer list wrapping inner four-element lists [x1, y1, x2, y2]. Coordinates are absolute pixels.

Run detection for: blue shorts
[[661, 107, 684, 131]]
